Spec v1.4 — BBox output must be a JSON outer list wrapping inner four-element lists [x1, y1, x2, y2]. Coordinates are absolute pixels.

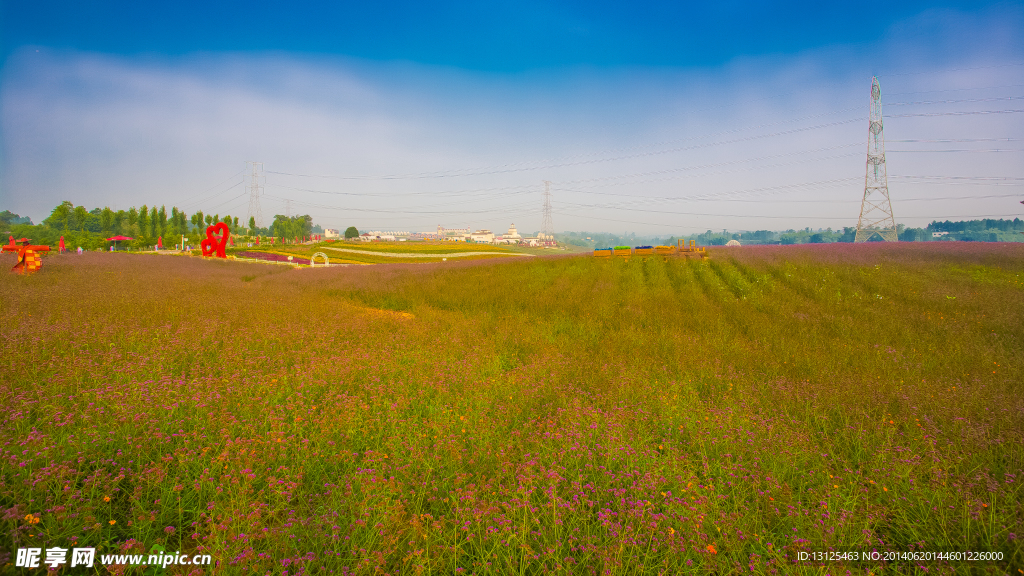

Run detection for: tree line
[[1, 202, 324, 250], [555, 218, 1024, 248]]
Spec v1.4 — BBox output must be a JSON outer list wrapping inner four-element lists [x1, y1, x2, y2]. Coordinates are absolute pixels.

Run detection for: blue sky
[[2, 1, 1022, 234], [2, 1, 1009, 70]]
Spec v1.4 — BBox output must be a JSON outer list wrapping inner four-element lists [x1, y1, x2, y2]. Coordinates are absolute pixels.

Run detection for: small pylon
[[542, 181, 553, 238], [246, 161, 264, 230]]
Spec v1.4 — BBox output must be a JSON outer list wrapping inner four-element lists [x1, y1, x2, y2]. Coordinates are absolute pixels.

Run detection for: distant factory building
[[494, 223, 522, 244], [469, 230, 494, 243]]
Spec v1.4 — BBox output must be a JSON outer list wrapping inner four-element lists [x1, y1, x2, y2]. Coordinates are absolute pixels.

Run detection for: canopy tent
[[105, 235, 134, 251]]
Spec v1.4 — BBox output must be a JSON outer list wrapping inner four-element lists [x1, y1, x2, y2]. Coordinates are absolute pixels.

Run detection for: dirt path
[[321, 247, 533, 258]]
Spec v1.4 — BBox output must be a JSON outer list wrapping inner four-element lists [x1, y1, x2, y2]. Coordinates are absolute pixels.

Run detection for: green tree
[[46, 201, 74, 231], [127, 207, 139, 228], [100, 207, 114, 234], [114, 210, 126, 235], [345, 226, 359, 239], [170, 207, 179, 236], [249, 216, 256, 236], [272, 215, 290, 242], [158, 206, 168, 237], [73, 205, 89, 233], [138, 205, 150, 238], [298, 215, 312, 238], [194, 212, 206, 239]]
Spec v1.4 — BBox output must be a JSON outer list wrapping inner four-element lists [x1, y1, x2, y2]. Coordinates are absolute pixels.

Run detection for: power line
[[261, 193, 538, 215], [890, 175, 1024, 182], [890, 109, 1024, 118], [178, 180, 242, 210], [887, 95, 1024, 106], [888, 138, 1021, 143], [885, 61, 1024, 77], [174, 170, 244, 208], [266, 114, 865, 181], [888, 149, 1024, 153], [887, 83, 1024, 96]]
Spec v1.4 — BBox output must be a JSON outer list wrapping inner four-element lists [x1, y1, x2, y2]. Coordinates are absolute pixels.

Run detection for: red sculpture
[[58, 236, 66, 253], [200, 222, 230, 258], [2, 238, 51, 275]]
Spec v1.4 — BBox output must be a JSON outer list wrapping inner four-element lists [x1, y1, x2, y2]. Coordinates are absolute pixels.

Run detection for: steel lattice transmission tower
[[855, 77, 898, 242], [541, 180, 553, 237], [245, 161, 264, 230]]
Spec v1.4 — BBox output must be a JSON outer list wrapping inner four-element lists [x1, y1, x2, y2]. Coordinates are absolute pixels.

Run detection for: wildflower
[[109, 520, 116, 525], [104, 496, 111, 502], [668, 528, 675, 535], [707, 544, 717, 554]]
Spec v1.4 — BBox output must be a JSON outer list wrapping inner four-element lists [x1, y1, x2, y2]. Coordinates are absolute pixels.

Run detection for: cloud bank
[[2, 6, 1022, 234]]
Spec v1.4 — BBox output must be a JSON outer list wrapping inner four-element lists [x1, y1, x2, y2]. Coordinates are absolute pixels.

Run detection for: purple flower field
[[2, 244, 1022, 574]]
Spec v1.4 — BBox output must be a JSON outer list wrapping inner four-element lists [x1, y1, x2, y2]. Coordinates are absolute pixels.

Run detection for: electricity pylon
[[542, 180, 553, 237], [246, 161, 264, 229], [855, 77, 898, 242]]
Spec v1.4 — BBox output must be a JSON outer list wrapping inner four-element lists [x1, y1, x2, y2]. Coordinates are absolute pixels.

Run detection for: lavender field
[[2, 243, 1022, 575]]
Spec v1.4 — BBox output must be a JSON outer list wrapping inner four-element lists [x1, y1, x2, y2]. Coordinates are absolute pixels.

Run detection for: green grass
[[228, 242, 526, 265], [1, 243, 1022, 574]]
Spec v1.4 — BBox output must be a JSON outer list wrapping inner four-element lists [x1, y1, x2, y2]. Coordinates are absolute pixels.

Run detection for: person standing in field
[[77, 246, 83, 255]]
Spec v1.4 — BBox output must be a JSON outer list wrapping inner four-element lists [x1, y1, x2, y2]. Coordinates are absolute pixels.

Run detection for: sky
[[2, 1, 1023, 235]]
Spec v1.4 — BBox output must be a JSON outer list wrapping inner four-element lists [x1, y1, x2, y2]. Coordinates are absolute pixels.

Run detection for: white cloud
[[2, 7, 1021, 234]]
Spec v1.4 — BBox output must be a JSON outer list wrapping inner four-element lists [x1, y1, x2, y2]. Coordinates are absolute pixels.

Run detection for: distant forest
[[557, 218, 1024, 248], [1, 202, 324, 250]]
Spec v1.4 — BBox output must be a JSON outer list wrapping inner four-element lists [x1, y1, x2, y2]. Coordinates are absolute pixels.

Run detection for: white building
[[324, 228, 340, 238], [438, 225, 470, 239], [494, 223, 522, 244], [362, 230, 408, 241], [469, 229, 494, 243], [519, 232, 556, 246]]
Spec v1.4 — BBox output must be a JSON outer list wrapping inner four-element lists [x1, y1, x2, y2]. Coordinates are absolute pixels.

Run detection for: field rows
[[1, 243, 1022, 574]]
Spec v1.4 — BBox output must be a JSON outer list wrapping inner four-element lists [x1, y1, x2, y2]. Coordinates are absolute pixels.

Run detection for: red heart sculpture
[[200, 222, 230, 258]]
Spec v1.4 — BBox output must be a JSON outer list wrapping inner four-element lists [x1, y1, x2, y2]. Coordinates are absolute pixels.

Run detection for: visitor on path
[[59, 236, 66, 253], [76, 246, 83, 255]]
